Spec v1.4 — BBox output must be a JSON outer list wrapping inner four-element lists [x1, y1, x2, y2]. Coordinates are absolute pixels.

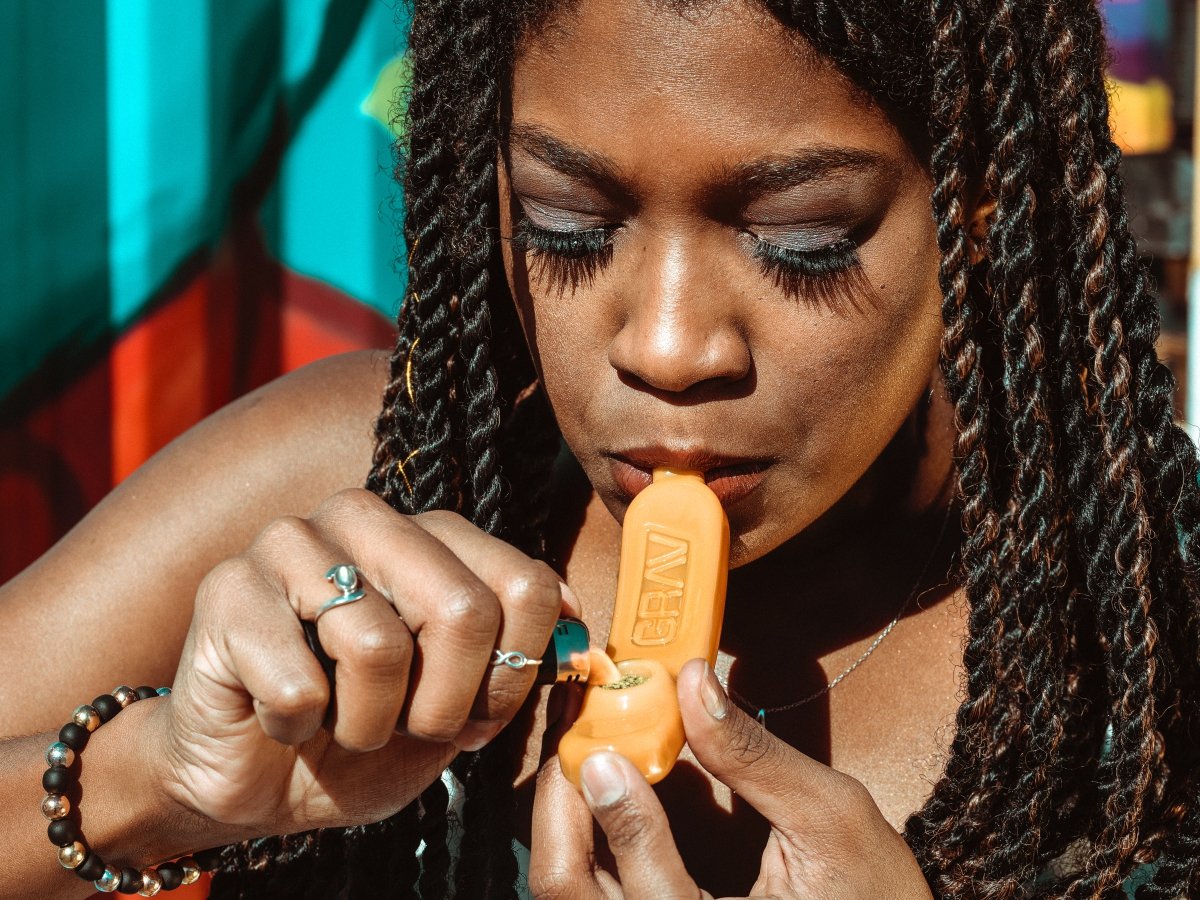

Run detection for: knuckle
[[483, 678, 530, 716], [833, 772, 880, 820], [727, 715, 775, 769], [265, 676, 328, 722], [196, 558, 259, 616], [414, 508, 470, 531], [253, 515, 313, 555], [405, 713, 467, 743], [348, 620, 411, 672], [430, 585, 500, 637], [318, 487, 383, 523], [528, 864, 584, 900], [599, 796, 652, 849], [500, 562, 562, 615]]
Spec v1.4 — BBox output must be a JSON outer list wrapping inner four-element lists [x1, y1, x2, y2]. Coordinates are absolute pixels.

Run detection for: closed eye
[[510, 219, 618, 293], [748, 234, 871, 313]]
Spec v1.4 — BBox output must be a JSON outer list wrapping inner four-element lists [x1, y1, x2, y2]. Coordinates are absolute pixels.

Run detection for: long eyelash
[[510, 219, 616, 294], [752, 237, 874, 314]]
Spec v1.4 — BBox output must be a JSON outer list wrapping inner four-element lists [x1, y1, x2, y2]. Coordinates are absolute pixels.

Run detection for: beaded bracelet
[[41, 685, 207, 895]]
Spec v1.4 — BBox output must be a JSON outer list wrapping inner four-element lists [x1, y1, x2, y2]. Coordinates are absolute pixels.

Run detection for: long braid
[[369, 0, 461, 512], [1056, 19, 1161, 892], [453, 0, 507, 535], [970, 1, 1072, 888], [1042, 1, 1108, 812], [900, 1, 1016, 889]]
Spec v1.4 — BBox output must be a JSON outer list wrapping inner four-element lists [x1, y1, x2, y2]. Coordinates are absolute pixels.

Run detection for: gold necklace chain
[[724, 502, 955, 729]]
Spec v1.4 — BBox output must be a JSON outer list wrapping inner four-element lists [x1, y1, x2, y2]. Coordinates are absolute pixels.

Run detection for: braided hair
[[208, 1, 1200, 896]]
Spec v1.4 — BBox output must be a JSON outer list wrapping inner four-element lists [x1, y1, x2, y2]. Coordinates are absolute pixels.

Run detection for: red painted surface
[[1, 259, 394, 580]]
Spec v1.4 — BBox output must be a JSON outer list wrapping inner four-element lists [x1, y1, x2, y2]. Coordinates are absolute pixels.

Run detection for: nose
[[608, 235, 751, 395]]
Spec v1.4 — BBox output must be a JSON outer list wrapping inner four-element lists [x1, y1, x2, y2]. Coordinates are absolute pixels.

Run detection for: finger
[[250, 516, 415, 752], [194, 558, 330, 746], [539, 683, 585, 766], [677, 658, 864, 840], [577, 752, 704, 900], [312, 584, 414, 753], [306, 491, 502, 742], [529, 746, 609, 900], [416, 511, 567, 733]]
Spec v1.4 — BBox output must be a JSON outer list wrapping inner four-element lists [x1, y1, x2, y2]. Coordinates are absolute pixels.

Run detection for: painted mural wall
[[1, 1, 411, 583]]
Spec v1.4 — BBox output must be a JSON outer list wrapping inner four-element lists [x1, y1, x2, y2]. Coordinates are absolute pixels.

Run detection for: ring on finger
[[493, 649, 542, 670], [315, 564, 367, 622]]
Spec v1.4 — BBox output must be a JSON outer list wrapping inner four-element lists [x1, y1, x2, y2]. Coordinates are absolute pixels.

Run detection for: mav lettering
[[631, 529, 689, 645]]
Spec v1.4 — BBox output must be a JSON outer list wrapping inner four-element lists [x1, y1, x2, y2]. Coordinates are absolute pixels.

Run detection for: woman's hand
[[529, 659, 933, 900], [148, 488, 571, 843]]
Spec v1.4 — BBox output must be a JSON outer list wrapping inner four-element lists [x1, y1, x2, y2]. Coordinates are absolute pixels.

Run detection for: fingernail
[[581, 752, 627, 808], [453, 720, 502, 752], [699, 661, 728, 720], [559, 581, 583, 619]]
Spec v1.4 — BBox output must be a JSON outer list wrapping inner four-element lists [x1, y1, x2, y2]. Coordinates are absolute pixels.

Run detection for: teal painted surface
[[105, 0, 215, 326], [0, 2, 111, 399], [269, 0, 409, 319], [1, 0, 409, 402]]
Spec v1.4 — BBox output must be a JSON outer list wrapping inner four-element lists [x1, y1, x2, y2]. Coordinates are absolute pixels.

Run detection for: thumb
[[676, 658, 863, 841]]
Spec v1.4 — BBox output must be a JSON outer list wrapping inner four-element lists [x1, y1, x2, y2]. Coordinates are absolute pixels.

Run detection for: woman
[[2, 0, 1196, 897]]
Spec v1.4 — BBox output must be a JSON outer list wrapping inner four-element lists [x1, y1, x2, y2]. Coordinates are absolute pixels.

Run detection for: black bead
[[47, 818, 80, 846], [76, 852, 106, 881], [118, 867, 143, 894], [92, 694, 121, 722], [157, 863, 184, 890], [42, 765, 73, 793], [58, 722, 89, 752], [135, 685, 158, 701], [191, 846, 222, 870]]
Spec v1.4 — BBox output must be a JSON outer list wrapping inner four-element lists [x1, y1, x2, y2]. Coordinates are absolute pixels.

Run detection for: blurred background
[[0, 0, 1196, 588]]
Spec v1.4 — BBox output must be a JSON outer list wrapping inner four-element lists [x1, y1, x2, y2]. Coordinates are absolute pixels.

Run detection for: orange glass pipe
[[559, 467, 730, 786]]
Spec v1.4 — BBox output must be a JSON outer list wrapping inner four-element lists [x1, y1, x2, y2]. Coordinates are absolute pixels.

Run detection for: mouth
[[606, 448, 774, 507]]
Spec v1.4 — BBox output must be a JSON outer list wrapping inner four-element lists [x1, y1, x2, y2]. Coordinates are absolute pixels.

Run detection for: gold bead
[[58, 841, 86, 868], [41, 793, 70, 820], [112, 686, 137, 708], [138, 868, 163, 897], [179, 857, 201, 885], [95, 866, 122, 892], [72, 704, 101, 732]]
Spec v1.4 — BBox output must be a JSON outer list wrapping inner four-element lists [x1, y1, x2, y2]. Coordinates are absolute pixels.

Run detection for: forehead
[[510, 0, 908, 179]]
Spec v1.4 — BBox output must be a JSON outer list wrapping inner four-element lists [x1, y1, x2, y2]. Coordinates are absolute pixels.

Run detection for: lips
[[607, 449, 773, 507]]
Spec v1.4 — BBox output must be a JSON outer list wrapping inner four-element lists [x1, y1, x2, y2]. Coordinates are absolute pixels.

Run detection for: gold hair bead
[[41, 793, 70, 820], [397, 448, 419, 496], [72, 704, 101, 732], [58, 841, 87, 868], [405, 335, 421, 406], [112, 686, 137, 708]]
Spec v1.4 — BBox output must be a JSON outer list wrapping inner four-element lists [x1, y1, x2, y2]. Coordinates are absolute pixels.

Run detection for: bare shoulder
[[0, 349, 392, 736]]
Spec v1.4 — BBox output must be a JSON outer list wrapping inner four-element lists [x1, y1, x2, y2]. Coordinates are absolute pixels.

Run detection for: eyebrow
[[508, 123, 627, 193], [507, 123, 886, 198], [723, 147, 887, 196]]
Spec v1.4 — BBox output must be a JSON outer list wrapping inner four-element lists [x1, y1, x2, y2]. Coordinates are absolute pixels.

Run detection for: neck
[[718, 391, 960, 700]]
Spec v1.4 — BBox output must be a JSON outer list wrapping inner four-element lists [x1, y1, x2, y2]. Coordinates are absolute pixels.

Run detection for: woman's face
[[498, 0, 944, 566]]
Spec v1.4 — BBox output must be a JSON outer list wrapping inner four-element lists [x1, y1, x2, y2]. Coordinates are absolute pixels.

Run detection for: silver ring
[[314, 564, 367, 622], [492, 649, 542, 670]]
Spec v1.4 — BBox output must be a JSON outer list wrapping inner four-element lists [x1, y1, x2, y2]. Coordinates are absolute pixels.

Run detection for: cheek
[[758, 216, 943, 468]]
